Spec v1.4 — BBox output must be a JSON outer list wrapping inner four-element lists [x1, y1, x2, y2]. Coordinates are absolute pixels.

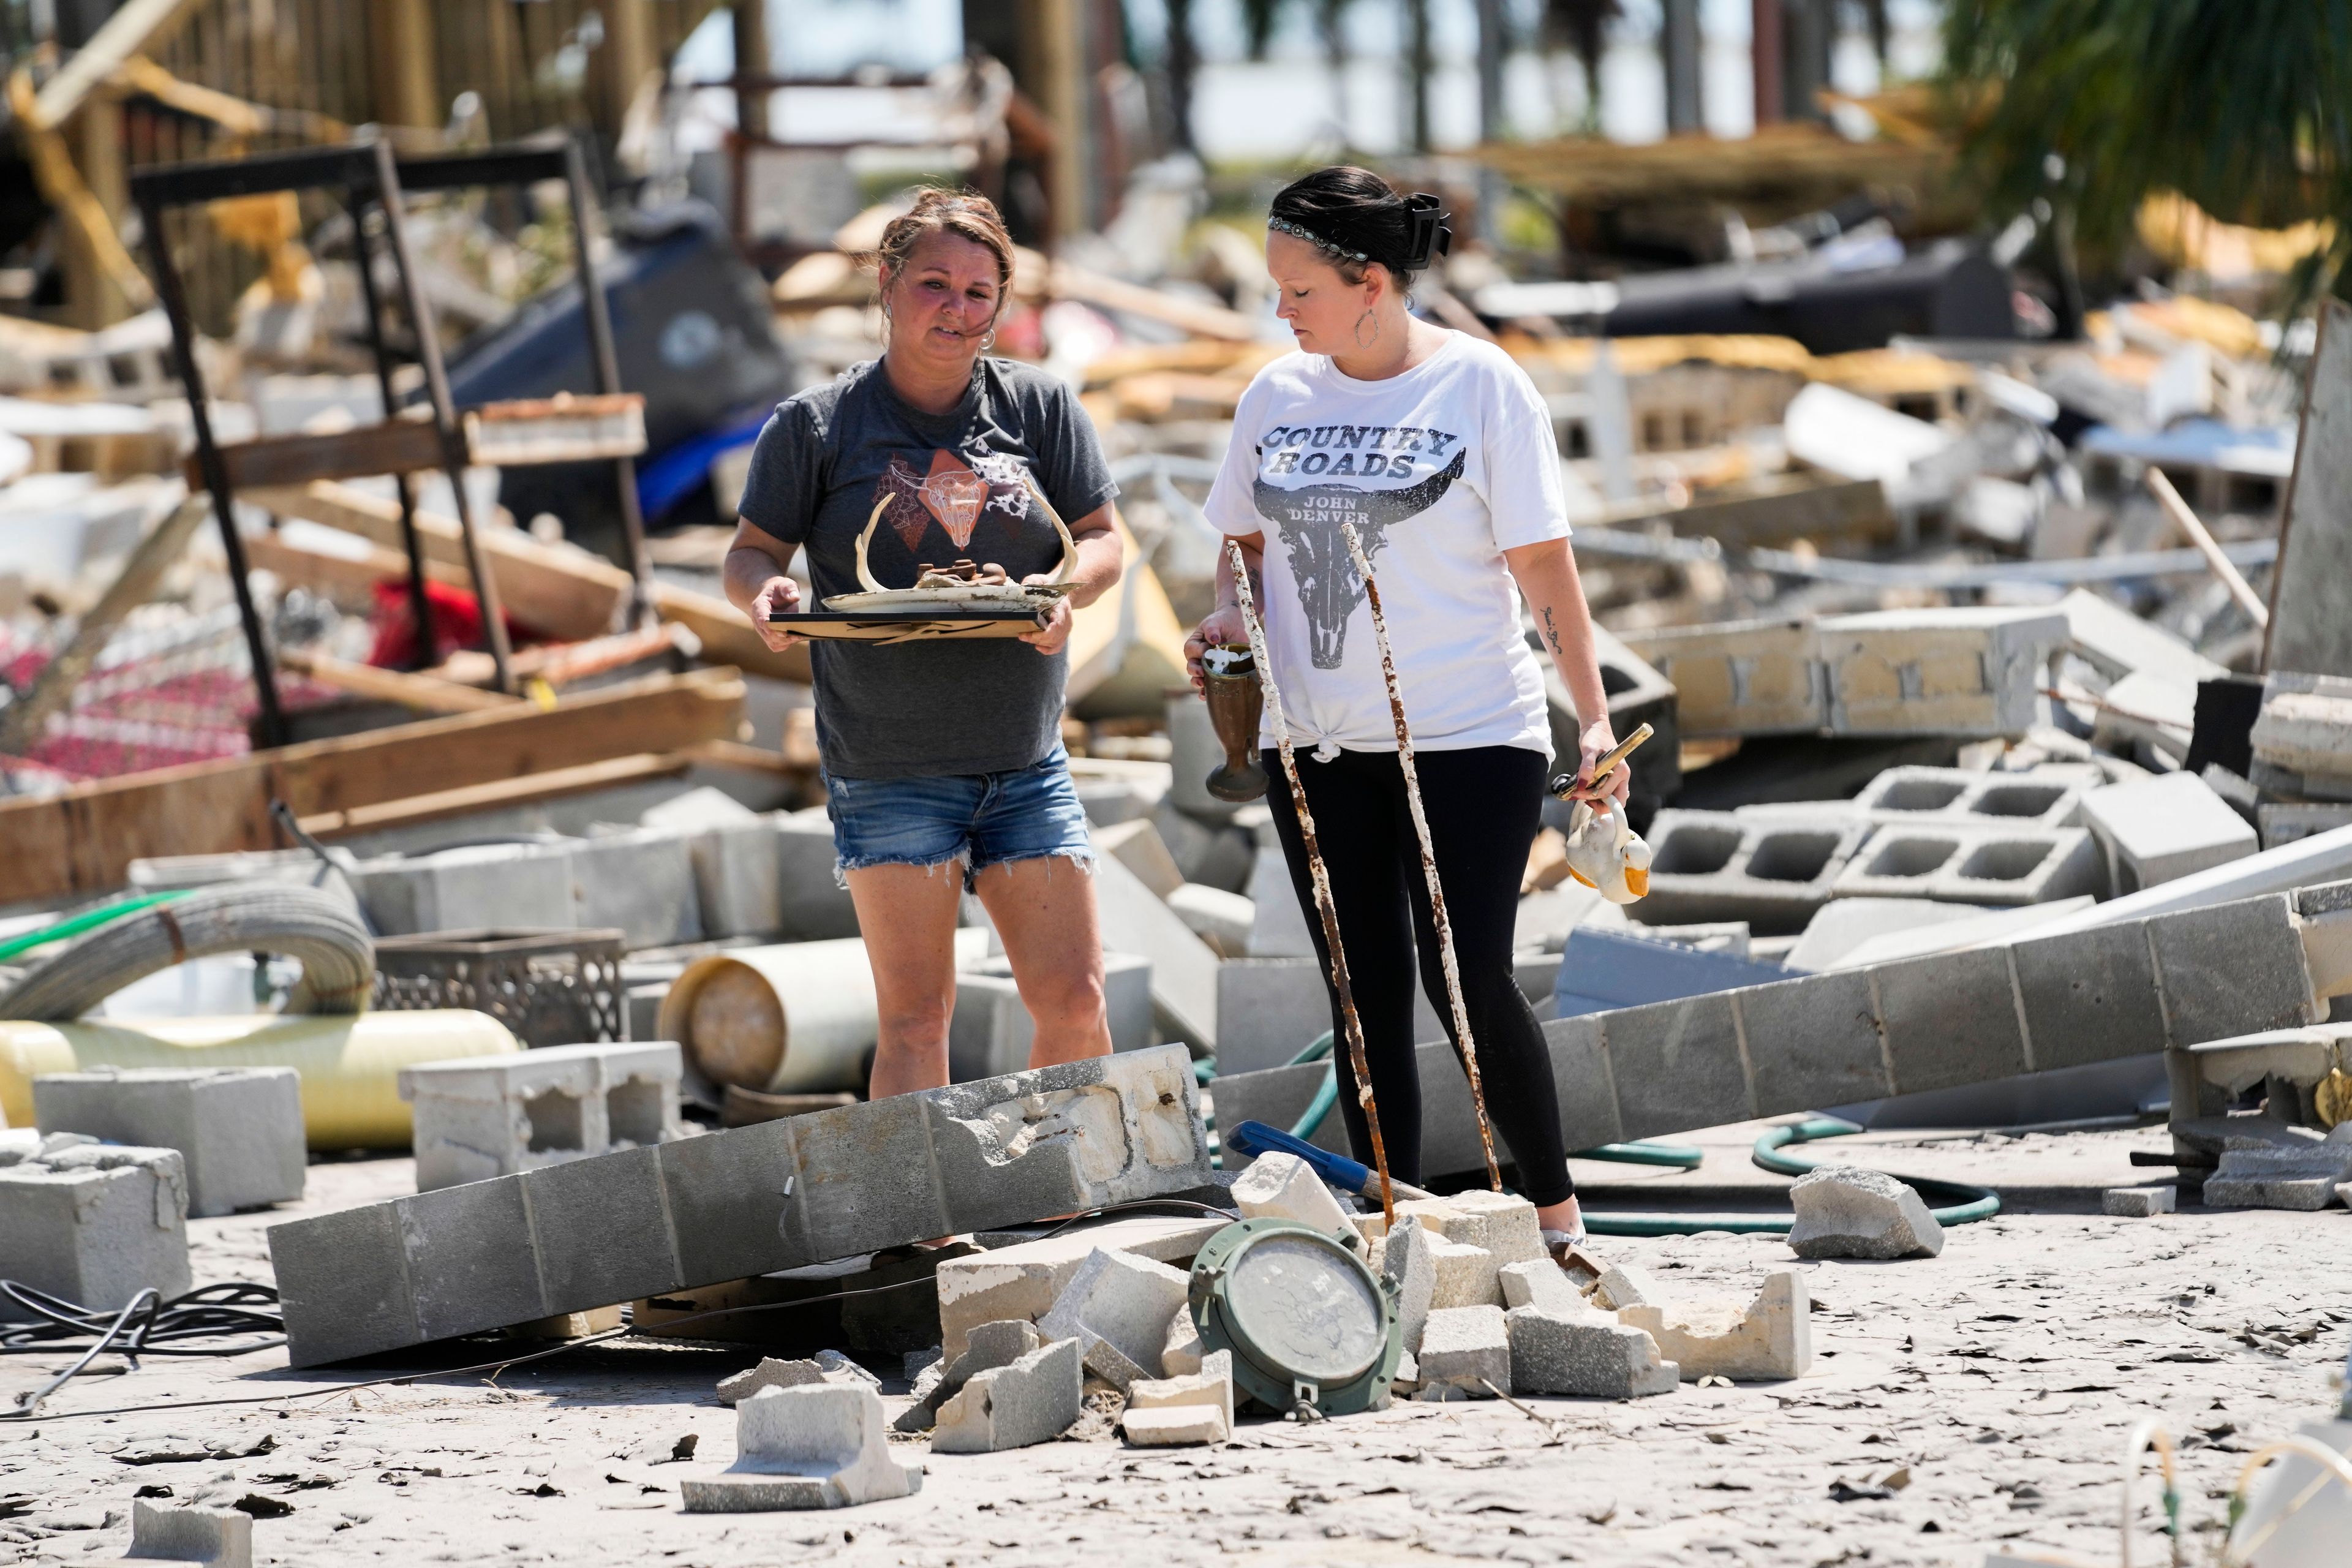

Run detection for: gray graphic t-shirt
[[737, 356, 1116, 779]]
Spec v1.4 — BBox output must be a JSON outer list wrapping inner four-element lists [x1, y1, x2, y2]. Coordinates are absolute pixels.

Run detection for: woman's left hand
[[1567, 719, 1633, 806], [1020, 582, 1074, 655]]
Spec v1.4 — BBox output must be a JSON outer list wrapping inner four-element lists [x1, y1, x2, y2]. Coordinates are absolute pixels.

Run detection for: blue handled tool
[[1223, 1121, 1436, 1204]]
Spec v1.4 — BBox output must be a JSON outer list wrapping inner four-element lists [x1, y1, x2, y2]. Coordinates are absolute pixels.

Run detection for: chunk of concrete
[[397, 1042, 684, 1192], [1498, 1259, 1591, 1316], [1229, 1151, 1355, 1242], [1036, 1247, 1189, 1389], [892, 1320, 1042, 1433], [32, 1067, 303, 1217], [1091, 851, 1221, 1050], [931, 1336, 1084, 1453], [0, 1140, 187, 1319], [717, 1357, 826, 1405], [1427, 1236, 1502, 1311], [1619, 1267, 1812, 1382], [2202, 1136, 2352, 1210], [1787, 1165, 1945, 1260], [1380, 1215, 1438, 1355], [1162, 1303, 1205, 1377], [1417, 1305, 1510, 1400], [2080, 772, 2257, 895], [932, 1213, 1227, 1360], [2103, 1186, 2176, 1218], [1122, 1348, 1234, 1445], [1594, 1263, 1662, 1312], [103, 1499, 251, 1567], [682, 1383, 922, 1510], [1507, 1306, 1678, 1400], [1440, 1189, 1548, 1264], [1094, 817, 1185, 899], [1167, 883, 1254, 955]]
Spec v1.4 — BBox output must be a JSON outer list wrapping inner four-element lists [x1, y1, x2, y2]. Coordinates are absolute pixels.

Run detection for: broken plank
[[462, 393, 646, 466], [274, 648, 516, 714], [295, 752, 691, 837], [184, 417, 448, 491], [0, 668, 745, 903]]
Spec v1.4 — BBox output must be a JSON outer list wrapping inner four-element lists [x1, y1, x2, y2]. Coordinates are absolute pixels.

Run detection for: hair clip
[[1403, 194, 1453, 270], [1268, 215, 1370, 265]]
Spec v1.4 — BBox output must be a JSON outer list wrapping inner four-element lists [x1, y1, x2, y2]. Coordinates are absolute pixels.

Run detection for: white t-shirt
[[1203, 330, 1569, 756]]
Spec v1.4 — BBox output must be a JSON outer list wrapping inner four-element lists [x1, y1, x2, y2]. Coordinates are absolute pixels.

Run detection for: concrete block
[[1093, 851, 1221, 1049], [32, 1067, 303, 1216], [1163, 1303, 1205, 1376], [571, 829, 704, 949], [1625, 617, 1825, 737], [657, 1115, 811, 1287], [932, 1336, 1084, 1453], [1381, 1215, 1438, 1355], [933, 1214, 1226, 1360], [2058, 588, 2225, 692], [720, 1358, 829, 1405], [1245, 842, 1315, 959], [1594, 1264, 1661, 1312], [398, 1042, 684, 1191], [2261, 802, 2352, 851], [1230, 1151, 1355, 1241], [2144, 895, 2316, 1047], [1168, 883, 1254, 954], [2103, 1186, 2176, 1218], [518, 1145, 681, 1312], [2010, 922, 2168, 1073], [683, 1383, 922, 1510], [1036, 1247, 1190, 1389], [1852, 765, 2085, 831], [774, 812, 863, 940], [0, 1140, 187, 1319], [1424, 1236, 1501, 1311], [1213, 956, 1442, 1077], [1121, 1405, 1229, 1446], [1829, 824, 2099, 907], [894, 1320, 1044, 1431], [796, 1093, 951, 1260], [2081, 772, 2257, 895], [1873, 946, 2030, 1094], [1620, 1267, 1811, 1382], [2201, 1172, 2346, 1210], [1634, 810, 1868, 935], [1417, 1305, 1510, 1398], [2252, 671, 2352, 778], [346, 841, 574, 936], [107, 1499, 251, 1567], [1507, 1306, 1678, 1399], [1599, 991, 1751, 1140], [685, 815, 786, 939], [1095, 817, 1186, 899], [1123, 1347, 1234, 1446], [265, 1199, 414, 1366], [1787, 1166, 1944, 1259], [1499, 1259, 1589, 1316], [948, 952, 1152, 1082], [1782, 897, 1990, 972], [398, 1175, 546, 1342], [1435, 1189, 1547, 1264], [1738, 970, 1892, 1111], [1815, 605, 2064, 737], [1545, 1014, 1625, 1152]]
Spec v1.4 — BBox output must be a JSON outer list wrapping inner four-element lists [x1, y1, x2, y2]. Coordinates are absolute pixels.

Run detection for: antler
[[1021, 474, 1080, 585], [853, 494, 891, 594]]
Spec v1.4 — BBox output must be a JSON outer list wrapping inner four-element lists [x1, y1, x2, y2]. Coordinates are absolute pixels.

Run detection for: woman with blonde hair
[[1188, 166, 1627, 1250], [726, 189, 1126, 1099]]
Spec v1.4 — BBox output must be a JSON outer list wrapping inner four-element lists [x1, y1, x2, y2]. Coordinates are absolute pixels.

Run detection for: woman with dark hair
[[725, 189, 1126, 1101], [1186, 165, 1624, 1250]]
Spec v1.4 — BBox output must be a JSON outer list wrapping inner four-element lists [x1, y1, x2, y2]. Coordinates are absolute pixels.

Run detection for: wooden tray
[[769, 608, 1047, 643]]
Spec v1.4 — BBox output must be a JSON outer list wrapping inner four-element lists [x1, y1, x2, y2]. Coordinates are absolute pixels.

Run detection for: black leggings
[[1262, 743, 1573, 1207]]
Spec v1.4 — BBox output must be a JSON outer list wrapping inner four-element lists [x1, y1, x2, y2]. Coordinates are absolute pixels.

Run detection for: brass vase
[[1200, 644, 1268, 802]]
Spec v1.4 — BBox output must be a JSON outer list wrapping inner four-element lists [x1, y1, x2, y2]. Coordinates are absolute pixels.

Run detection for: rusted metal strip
[[1226, 540, 1397, 1224], [1340, 522, 1504, 1193]]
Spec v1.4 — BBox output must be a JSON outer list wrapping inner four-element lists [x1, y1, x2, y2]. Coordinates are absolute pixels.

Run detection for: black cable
[[3, 1281, 285, 1419]]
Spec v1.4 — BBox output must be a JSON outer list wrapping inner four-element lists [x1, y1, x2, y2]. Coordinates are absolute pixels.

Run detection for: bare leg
[[974, 854, 1111, 1069], [843, 862, 966, 1099]]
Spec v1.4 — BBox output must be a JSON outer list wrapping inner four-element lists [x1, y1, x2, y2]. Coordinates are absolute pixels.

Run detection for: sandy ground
[[4, 1122, 2347, 1568]]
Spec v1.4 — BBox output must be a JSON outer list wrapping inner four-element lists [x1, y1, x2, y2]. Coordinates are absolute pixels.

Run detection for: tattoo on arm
[[1541, 605, 1562, 656]]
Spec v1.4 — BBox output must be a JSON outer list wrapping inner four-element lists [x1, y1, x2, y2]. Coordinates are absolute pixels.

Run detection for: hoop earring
[[979, 330, 996, 353], [1354, 309, 1379, 349]]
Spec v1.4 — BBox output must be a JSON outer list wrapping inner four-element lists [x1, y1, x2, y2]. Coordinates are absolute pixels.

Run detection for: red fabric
[[366, 579, 541, 668]]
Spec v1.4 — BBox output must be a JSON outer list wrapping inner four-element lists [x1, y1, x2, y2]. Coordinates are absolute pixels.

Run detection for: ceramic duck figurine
[[1562, 800, 1651, 904]]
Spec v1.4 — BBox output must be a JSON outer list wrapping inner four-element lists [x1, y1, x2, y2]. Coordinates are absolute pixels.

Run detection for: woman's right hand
[[750, 575, 805, 651], [1184, 606, 1250, 693]]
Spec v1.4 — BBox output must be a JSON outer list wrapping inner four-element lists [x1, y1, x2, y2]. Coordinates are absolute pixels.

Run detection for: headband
[[1268, 193, 1455, 272]]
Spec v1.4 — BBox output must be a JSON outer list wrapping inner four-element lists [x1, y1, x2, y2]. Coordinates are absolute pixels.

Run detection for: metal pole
[[565, 134, 654, 628], [135, 192, 287, 748], [1227, 541, 1396, 1225], [367, 138, 516, 694], [1340, 522, 1504, 1193], [345, 188, 437, 669]]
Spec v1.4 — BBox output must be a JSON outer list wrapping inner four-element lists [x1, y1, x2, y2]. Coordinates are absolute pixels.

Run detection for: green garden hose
[[0, 891, 192, 965]]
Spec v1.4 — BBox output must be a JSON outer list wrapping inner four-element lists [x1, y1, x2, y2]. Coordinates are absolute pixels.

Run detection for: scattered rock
[[1787, 1166, 1944, 1260]]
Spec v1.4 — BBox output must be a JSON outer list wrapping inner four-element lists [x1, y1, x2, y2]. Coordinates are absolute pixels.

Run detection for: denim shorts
[[824, 743, 1096, 889]]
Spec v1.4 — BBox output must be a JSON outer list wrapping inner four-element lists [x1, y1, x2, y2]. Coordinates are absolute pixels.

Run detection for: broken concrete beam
[[948, 952, 1152, 1082], [1507, 1306, 1678, 1400], [31, 1067, 302, 1217], [1634, 810, 1864, 935], [682, 1384, 922, 1510], [895, 1319, 1042, 1433], [101, 1499, 251, 1567], [933, 1213, 1227, 1360], [1626, 617, 1825, 737], [1851, 766, 2085, 830], [0, 1137, 187, 1319], [1121, 1348, 1235, 1446], [932, 1336, 1085, 1453], [1786, 1166, 1945, 1259], [2081, 772, 2256, 895], [2057, 588, 2226, 692], [397, 1042, 684, 1193], [1230, 1150, 1355, 1242], [2103, 1186, 2176, 1218], [1619, 1267, 1811, 1382], [273, 1046, 1213, 1366], [1830, 824, 2099, 907], [1417, 1305, 1510, 1399], [1817, 606, 2064, 737], [1037, 1247, 1191, 1390]]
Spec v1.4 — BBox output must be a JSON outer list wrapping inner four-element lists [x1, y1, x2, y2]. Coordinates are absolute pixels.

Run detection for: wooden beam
[[274, 648, 517, 714], [367, 0, 440, 130], [0, 668, 745, 903], [33, 0, 212, 129], [296, 752, 692, 838]]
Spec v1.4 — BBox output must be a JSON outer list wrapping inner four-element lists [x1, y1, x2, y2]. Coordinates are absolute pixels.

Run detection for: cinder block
[[1737, 970, 1890, 1112], [2080, 772, 2257, 895], [2250, 670, 2352, 779], [2103, 1186, 2175, 1217], [1828, 824, 2098, 907], [932, 1215, 1226, 1360], [265, 1200, 416, 1366], [1872, 946, 2029, 1095], [1815, 605, 2064, 737], [686, 815, 786, 939], [1417, 1305, 1510, 1398], [32, 1067, 303, 1216], [2146, 895, 2316, 1047], [1122, 1348, 1235, 1446], [948, 952, 1152, 1082], [682, 1383, 922, 1510], [0, 1140, 188, 1319], [398, 1175, 546, 1342], [571, 829, 704, 950], [518, 1145, 682, 1313], [1634, 810, 1868, 935], [1625, 617, 1825, 737], [774, 810, 862, 940], [398, 1042, 684, 1192], [347, 841, 575, 936], [1600, 992, 1750, 1139], [656, 1114, 810, 1286], [2010, 922, 2168, 1072], [794, 1093, 949, 1260], [1507, 1306, 1677, 1399], [1852, 765, 2084, 830]]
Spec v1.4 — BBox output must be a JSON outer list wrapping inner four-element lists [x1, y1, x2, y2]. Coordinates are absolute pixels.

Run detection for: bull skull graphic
[[1252, 449, 1466, 669]]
